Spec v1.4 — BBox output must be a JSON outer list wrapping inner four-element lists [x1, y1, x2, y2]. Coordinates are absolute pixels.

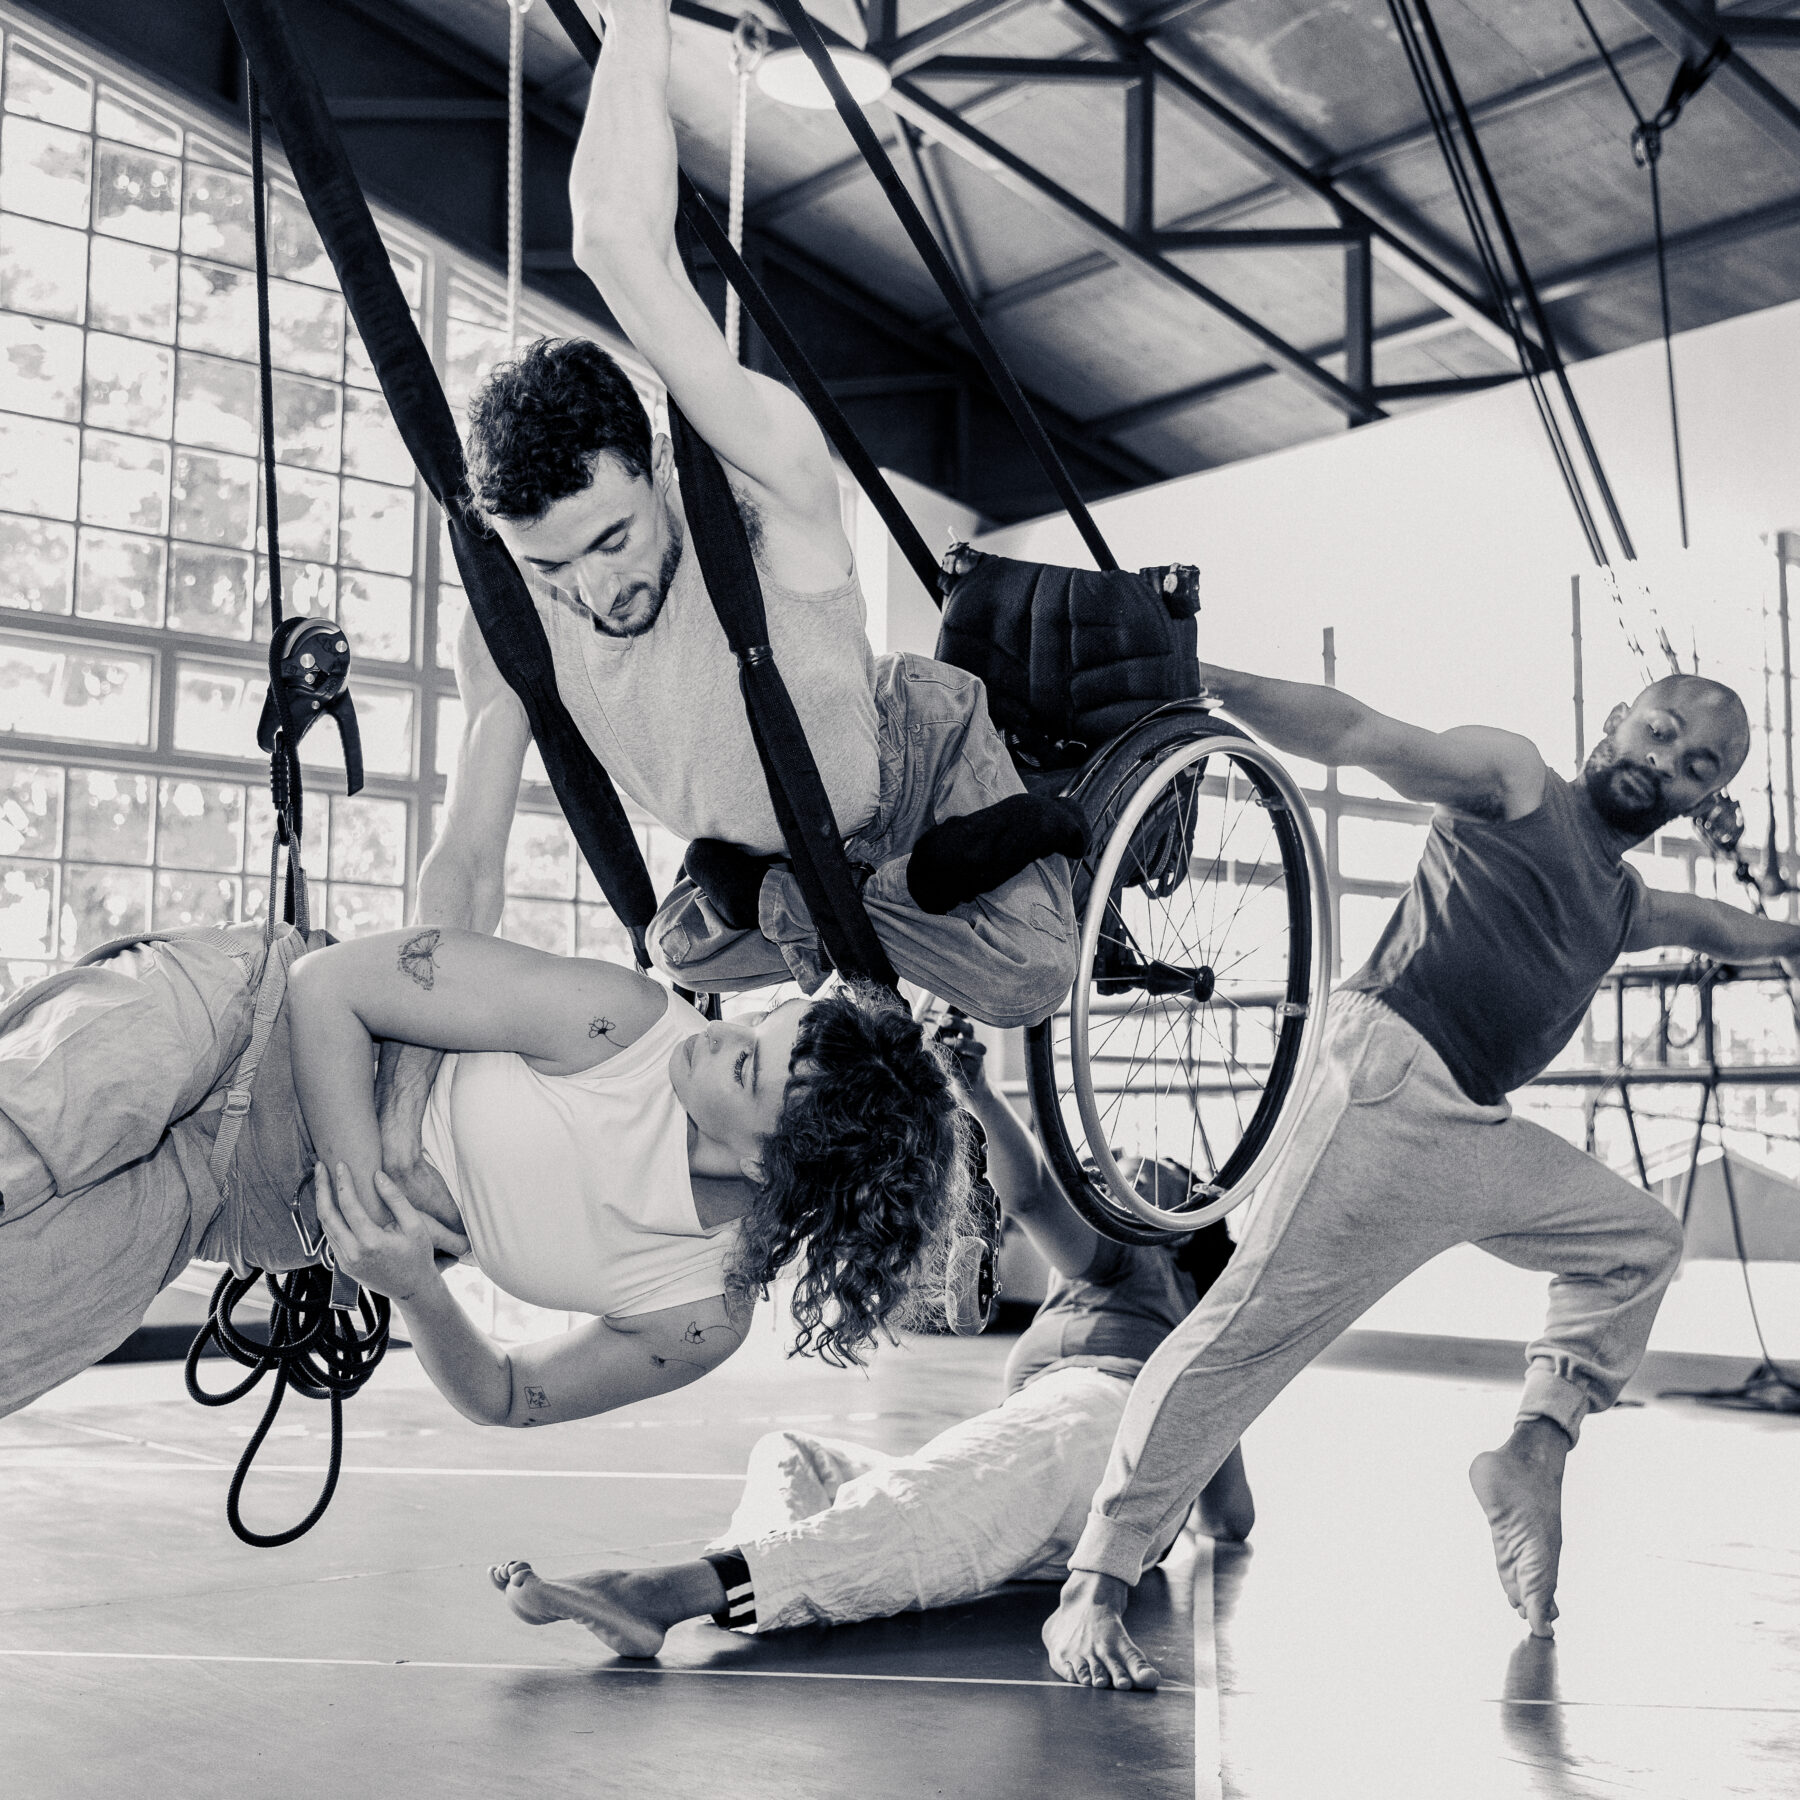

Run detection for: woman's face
[[669, 998, 812, 1166]]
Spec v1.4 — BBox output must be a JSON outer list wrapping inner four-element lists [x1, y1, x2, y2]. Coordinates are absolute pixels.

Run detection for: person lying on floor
[[486, 1018, 1251, 1651], [0, 924, 968, 1423], [413, 0, 1082, 1079]]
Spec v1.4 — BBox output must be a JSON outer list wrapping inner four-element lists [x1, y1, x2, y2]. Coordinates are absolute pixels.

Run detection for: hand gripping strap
[[220, 0, 656, 946]]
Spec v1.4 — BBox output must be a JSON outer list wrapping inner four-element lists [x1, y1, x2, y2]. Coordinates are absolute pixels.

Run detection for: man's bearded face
[[1582, 732, 1681, 837]]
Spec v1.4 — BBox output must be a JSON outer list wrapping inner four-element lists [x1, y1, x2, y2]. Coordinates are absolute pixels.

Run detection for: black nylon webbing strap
[[537, 0, 943, 606], [760, 0, 1118, 575], [667, 398, 899, 990], [221, 0, 657, 945]]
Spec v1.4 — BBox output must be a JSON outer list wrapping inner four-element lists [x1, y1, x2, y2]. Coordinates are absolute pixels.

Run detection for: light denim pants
[[1071, 989, 1688, 1585], [0, 931, 317, 1418], [649, 651, 1079, 1030], [708, 1364, 1171, 1634]]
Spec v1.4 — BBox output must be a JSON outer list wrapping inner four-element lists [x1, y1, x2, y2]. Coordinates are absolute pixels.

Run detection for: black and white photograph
[[1, 0, 1797, 1792]]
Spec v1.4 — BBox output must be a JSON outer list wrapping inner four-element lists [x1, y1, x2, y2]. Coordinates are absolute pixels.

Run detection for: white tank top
[[418, 991, 736, 1318], [534, 539, 879, 856]]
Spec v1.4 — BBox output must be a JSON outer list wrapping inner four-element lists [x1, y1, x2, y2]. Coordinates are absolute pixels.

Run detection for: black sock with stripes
[[702, 1550, 757, 1630]]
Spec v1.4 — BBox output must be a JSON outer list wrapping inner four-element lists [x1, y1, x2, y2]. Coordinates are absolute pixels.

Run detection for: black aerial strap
[[220, 0, 658, 949], [667, 395, 898, 988], [759, 0, 1118, 574], [539, 0, 942, 604], [542, 0, 904, 987]]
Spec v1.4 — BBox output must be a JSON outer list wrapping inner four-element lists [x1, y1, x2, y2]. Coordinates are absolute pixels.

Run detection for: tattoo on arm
[[525, 1385, 549, 1411], [652, 1319, 742, 1373], [398, 928, 441, 990], [588, 1017, 618, 1042]]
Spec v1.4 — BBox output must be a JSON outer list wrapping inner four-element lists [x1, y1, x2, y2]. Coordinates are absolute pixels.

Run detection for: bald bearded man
[[1043, 670, 1790, 1690]]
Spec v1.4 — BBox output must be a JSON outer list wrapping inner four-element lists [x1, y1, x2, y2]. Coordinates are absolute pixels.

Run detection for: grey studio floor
[[2, 1303, 1797, 1800]]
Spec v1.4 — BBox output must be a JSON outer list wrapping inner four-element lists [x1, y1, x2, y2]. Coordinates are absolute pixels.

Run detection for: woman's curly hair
[[464, 337, 653, 523], [729, 982, 972, 1367]]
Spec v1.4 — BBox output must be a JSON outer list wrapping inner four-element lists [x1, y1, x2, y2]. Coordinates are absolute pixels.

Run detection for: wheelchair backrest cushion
[[935, 549, 1200, 768]]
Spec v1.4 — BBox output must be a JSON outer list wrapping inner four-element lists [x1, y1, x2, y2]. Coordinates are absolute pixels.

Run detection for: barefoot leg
[[1042, 1571, 1161, 1690], [1469, 1417, 1569, 1638], [486, 1558, 725, 1659]]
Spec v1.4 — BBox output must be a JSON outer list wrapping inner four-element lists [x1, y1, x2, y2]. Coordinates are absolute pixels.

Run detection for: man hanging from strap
[[427, 0, 1083, 1029]]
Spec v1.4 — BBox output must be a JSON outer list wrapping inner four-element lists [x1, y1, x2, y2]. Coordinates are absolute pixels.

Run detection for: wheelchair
[[935, 547, 1334, 1247]]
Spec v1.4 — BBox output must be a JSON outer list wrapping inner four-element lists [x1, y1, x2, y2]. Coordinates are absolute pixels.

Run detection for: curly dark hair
[[730, 982, 971, 1368], [464, 337, 653, 523]]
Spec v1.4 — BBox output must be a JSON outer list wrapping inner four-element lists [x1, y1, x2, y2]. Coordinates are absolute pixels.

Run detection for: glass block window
[[0, 9, 662, 992]]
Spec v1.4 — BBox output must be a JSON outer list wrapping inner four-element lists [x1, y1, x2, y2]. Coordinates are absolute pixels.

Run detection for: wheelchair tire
[[1026, 708, 1332, 1243]]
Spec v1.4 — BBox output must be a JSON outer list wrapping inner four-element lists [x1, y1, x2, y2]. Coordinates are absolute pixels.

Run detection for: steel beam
[[1084, 187, 1800, 438], [887, 80, 1383, 422], [1344, 232, 1372, 419], [1124, 59, 1155, 239], [879, 0, 1045, 75], [1053, 0, 1515, 356], [1612, 0, 1800, 160], [949, 0, 1800, 329], [1726, 15, 1800, 35], [1154, 226, 1360, 248], [894, 119, 985, 302], [910, 54, 1139, 81]]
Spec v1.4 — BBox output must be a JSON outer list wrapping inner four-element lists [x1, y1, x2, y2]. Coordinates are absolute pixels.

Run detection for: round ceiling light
[[754, 45, 892, 109]]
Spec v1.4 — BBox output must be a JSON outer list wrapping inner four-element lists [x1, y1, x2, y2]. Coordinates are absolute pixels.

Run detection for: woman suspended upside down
[[0, 924, 968, 1425]]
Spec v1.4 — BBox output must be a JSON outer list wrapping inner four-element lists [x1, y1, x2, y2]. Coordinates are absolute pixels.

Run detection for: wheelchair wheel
[[1026, 710, 1331, 1242]]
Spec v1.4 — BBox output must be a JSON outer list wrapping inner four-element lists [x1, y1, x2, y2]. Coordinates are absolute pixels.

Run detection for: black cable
[[248, 70, 307, 911], [1409, 0, 1639, 562], [185, 1265, 391, 1548], [759, 0, 1119, 573], [1565, 0, 1693, 551], [1384, 0, 1610, 567]]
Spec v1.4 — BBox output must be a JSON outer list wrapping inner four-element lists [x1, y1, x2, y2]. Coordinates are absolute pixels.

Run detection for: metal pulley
[[256, 616, 364, 795]]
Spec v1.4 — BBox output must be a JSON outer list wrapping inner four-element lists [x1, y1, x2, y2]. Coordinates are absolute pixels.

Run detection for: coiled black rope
[[185, 1264, 391, 1548]]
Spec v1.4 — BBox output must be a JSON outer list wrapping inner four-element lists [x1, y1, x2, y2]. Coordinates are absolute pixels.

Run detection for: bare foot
[[488, 1559, 669, 1658], [1042, 1571, 1161, 1690], [1469, 1421, 1569, 1638]]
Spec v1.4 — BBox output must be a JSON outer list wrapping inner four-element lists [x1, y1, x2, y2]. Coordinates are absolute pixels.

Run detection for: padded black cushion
[[935, 549, 1201, 769]]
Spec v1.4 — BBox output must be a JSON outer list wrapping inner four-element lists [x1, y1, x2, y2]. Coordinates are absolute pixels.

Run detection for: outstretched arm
[[569, 0, 849, 586], [1202, 662, 1547, 821], [941, 1024, 1103, 1280], [1627, 887, 1800, 969], [314, 1162, 750, 1425]]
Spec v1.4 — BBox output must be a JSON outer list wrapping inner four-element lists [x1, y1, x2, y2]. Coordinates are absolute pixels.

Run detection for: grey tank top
[[536, 538, 879, 857], [1339, 771, 1644, 1105], [1003, 1239, 1199, 1396]]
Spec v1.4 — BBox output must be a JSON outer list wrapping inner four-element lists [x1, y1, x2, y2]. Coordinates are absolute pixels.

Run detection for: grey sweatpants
[[0, 930, 316, 1418], [1070, 989, 1687, 1584], [649, 652, 1078, 1030]]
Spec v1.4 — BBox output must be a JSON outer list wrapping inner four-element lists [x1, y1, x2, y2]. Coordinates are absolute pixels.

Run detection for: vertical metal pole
[[1124, 63, 1154, 240], [1778, 532, 1798, 918], [1344, 234, 1373, 425], [1571, 573, 1585, 769], [1323, 626, 1341, 978]]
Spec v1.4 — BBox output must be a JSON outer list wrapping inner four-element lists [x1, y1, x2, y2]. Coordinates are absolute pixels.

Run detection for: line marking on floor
[[2, 1462, 744, 1480], [0, 1649, 1193, 1692], [1193, 1536, 1221, 1800]]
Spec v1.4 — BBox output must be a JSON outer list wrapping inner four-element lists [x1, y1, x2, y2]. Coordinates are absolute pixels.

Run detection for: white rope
[[725, 15, 767, 361], [506, 0, 534, 350]]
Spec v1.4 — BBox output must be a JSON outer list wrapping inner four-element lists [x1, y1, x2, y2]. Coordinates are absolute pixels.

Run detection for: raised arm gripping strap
[[538, 0, 943, 605], [221, 0, 657, 948]]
